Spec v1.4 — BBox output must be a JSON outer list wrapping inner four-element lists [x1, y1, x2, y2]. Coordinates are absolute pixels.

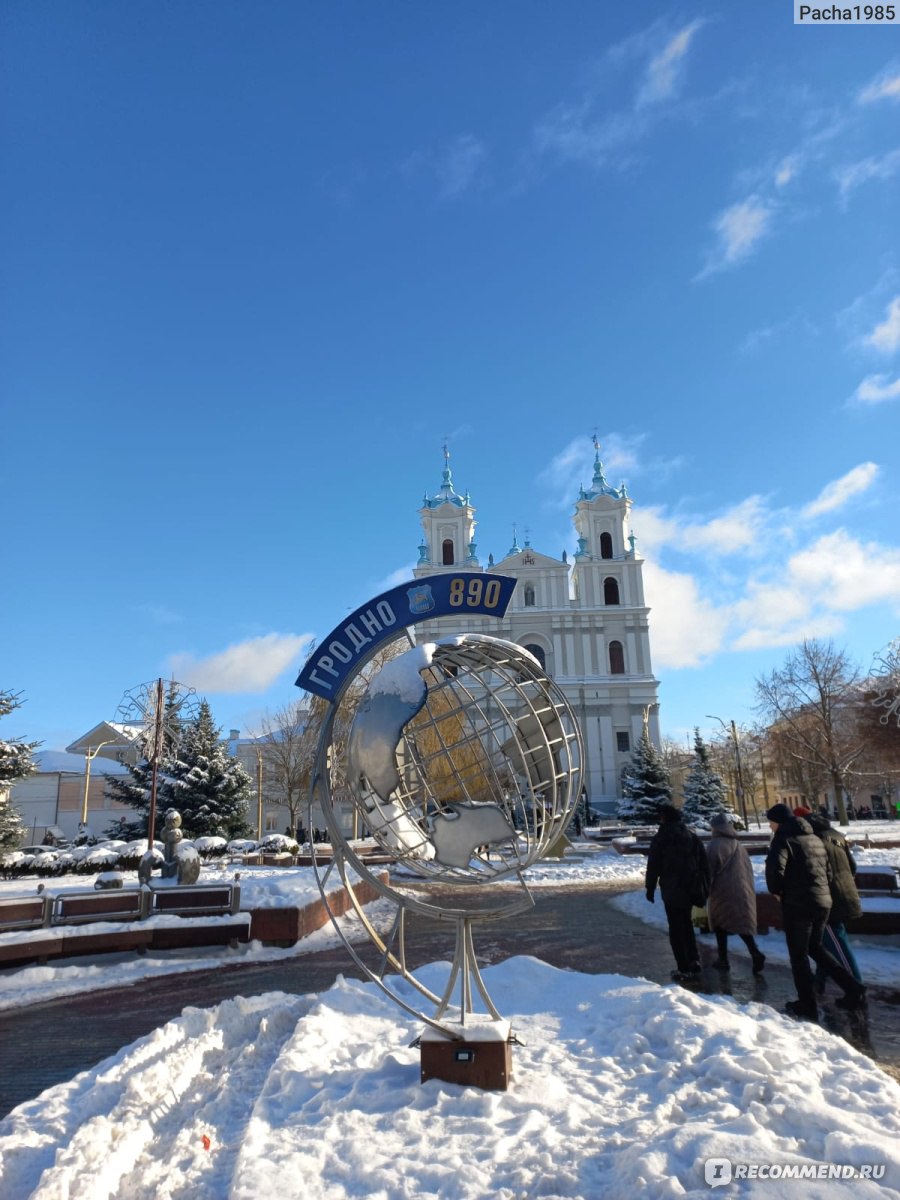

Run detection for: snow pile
[[1, 959, 898, 1198]]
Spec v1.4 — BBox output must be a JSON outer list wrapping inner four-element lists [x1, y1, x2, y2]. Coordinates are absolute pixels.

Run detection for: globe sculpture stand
[[296, 572, 583, 1089]]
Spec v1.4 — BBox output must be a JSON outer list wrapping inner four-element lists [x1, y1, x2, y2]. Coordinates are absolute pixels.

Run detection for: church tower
[[411, 440, 660, 815], [414, 445, 480, 574]]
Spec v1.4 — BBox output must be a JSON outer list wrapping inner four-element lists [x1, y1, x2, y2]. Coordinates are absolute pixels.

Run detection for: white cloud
[[850, 373, 900, 406], [730, 530, 900, 651], [168, 633, 314, 694], [632, 497, 768, 558], [836, 147, 900, 202], [774, 155, 799, 188], [642, 561, 730, 668], [635, 21, 704, 108], [800, 462, 880, 518], [698, 196, 773, 277], [858, 65, 900, 104], [865, 295, 900, 354], [437, 135, 487, 199], [787, 530, 900, 612]]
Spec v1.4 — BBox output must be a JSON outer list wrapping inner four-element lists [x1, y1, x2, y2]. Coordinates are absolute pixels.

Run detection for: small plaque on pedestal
[[420, 1018, 512, 1091]]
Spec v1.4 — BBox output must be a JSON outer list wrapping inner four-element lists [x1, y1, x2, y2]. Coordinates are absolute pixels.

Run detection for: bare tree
[[755, 639, 863, 825], [848, 640, 900, 814], [258, 698, 316, 834]]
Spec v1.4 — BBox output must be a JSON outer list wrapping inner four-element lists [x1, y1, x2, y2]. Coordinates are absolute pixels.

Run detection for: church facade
[[412, 445, 660, 815]]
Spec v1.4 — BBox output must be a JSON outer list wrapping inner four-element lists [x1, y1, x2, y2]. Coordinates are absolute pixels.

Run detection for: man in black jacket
[[646, 804, 711, 982], [765, 803, 866, 1021]]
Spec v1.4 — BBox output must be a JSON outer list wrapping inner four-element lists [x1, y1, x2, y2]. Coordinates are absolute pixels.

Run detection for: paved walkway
[[1, 882, 898, 1118]]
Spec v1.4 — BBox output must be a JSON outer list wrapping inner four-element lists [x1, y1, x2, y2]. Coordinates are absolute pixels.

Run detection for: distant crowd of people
[[645, 802, 866, 1023]]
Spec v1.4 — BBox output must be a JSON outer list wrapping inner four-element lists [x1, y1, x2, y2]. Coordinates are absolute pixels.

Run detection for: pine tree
[[167, 700, 253, 838], [104, 756, 160, 841], [617, 734, 672, 825], [681, 728, 731, 826], [0, 690, 39, 848]]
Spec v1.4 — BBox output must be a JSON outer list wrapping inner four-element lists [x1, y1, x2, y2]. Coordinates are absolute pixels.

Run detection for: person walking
[[765, 803, 867, 1021], [646, 804, 711, 982], [793, 806, 864, 988], [706, 813, 766, 975]]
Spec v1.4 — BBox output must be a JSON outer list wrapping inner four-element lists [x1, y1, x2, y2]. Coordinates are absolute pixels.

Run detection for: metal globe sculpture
[[345, 636, 580, 884], [296, 574, 583, 1045]]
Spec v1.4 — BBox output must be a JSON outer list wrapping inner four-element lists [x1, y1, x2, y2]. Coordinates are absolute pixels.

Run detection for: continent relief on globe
[[346, 644, 516, 867]]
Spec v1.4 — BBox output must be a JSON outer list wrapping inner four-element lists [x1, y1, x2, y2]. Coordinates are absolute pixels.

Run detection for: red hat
[[793, 806, 812, 817]]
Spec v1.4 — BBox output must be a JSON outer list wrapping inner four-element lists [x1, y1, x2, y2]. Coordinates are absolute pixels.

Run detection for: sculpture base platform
[[419, 1019, 512, 1091]]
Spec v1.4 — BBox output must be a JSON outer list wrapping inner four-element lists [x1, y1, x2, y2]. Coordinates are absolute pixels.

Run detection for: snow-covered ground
[[1, 957, 898, 1198], [1, 842, 900, 1196]]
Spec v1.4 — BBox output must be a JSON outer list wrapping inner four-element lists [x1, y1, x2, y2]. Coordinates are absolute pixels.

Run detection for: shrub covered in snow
[[226, 838, 258, 854], [192, 836, 227, 859], [258, 834, 299, 855]]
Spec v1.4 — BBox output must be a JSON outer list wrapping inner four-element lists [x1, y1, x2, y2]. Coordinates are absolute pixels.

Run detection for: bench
[[52, 889, 149, 924], [0, 882, 248, 968], [0, 896, 50, 932]]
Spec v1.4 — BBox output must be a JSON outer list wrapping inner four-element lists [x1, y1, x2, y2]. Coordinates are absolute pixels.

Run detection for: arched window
[[609, 640, 625, 674], [442, 538, 454, 566], [523, 583, 536, 607], [603, 577, 620, 605], [600, 532, 613, 559], [524, 643, 546, 670]]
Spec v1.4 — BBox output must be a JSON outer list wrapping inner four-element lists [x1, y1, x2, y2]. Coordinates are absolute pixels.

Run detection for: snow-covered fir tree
[[0, 689, 38, 848], [104, 755, 160, 841], [106, 701, 252, 840], [617, 734, 672, 825], [166, 701, 252, 838], [681, 729, 732, 827]]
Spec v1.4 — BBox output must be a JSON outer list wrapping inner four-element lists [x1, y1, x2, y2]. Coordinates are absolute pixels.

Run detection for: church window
[[524, 583, 536, 607], [616, 731, 630, 753], [603, 577, 620, 605], [442, 538, 454, 565], [524, 643, 546, 670], [600, 532, 613, 559], [609, 641, 625, 674]]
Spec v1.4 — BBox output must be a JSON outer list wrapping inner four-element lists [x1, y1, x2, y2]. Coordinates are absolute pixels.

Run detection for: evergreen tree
[[106, 700, 252, 840], [681, 728, 731, 826], [104, 755, 159, 841], [0, 690, 39, 848], [167, 700, 253, 838], [617, 734, 672, 825]]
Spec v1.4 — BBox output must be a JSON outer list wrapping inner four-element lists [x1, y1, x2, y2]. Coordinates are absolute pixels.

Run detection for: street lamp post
[[81, 740, 116, 826], [253, 744, 264, 840]]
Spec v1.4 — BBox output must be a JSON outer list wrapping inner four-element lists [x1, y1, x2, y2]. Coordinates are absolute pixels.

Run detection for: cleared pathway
[[1, 883, 897, 1118]]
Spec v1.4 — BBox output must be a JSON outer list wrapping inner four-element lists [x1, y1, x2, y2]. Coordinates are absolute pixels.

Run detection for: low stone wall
[[247, 870, 388, 945], [756, 891, 900, 935]]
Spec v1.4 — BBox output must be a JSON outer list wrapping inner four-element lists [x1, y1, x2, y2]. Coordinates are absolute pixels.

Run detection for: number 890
[[448, 577, 501, 608]]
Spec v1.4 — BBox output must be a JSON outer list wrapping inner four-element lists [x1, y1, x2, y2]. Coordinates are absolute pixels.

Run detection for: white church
[[412, 443, 661, 816]]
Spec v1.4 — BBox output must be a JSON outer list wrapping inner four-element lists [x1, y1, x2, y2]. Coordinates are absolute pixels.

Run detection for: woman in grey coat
[[707, 813, 766, 973]]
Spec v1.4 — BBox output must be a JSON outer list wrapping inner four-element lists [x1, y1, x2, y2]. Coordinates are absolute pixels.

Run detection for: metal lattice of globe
[[307, 631, 583, 1036], [344, 635, 581, 885]]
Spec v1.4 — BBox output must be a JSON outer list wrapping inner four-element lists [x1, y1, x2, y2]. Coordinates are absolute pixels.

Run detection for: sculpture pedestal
[[419, 1019, 512, 1091]]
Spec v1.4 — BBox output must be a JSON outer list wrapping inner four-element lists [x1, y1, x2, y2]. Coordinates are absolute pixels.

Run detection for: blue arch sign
[[295, 572, 517, 701]]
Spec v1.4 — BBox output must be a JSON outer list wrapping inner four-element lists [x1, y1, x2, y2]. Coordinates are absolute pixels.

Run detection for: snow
[[1, 959, 899, 1198], [1, 842, 899, 1196], [369, 643, 435, 702]]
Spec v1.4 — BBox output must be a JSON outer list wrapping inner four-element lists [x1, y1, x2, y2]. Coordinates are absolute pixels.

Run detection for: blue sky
[[3, 2, 899, 754]]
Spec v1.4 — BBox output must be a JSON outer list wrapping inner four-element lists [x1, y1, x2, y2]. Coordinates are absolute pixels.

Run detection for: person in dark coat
[[795, 806, 864, 986], [706, 813, 765, 974], [765, 803, 867, 1020], [645, 804, 711, 981]]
